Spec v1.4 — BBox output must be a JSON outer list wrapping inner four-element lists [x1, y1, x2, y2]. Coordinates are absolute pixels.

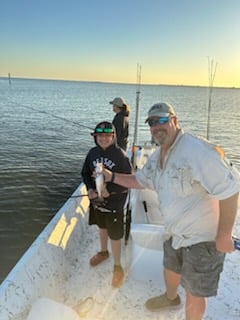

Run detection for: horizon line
[[0, 75, 239, 90]]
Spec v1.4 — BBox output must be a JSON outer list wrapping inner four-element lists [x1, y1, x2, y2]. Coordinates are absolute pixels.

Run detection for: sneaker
[[89, 251, 109, 266], [112, 265, 124, 288], [145, 293, 181, 311]]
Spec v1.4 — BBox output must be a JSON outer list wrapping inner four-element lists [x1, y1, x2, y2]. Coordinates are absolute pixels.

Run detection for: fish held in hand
[[95, 163, 109, 198]]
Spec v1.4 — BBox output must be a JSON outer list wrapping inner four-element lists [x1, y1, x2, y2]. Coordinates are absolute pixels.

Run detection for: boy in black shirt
[[81, 121, 132, 288]]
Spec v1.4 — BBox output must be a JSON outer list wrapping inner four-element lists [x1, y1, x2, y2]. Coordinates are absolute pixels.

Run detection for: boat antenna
[[131, 63, 141, 168], [206, 57, 217, 140], [125, 64, 142, 245], [133, 63, 141, 145]]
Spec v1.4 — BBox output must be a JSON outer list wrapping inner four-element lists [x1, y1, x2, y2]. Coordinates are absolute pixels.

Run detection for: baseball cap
[[109, 97, 126, 108], [145, 102, 176, 122], [91, 121, 115, 136]]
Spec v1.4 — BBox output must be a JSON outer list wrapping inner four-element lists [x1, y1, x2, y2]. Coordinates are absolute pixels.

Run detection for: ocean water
[[0, 77, 240, 282]]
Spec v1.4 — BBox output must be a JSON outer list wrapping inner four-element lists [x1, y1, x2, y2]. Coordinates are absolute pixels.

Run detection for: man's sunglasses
[[95, 128, 114, 133], [147, 116, 170, 127]]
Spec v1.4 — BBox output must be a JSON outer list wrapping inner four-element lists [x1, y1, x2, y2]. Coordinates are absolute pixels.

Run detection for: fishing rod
[[131, 63, 142, 169], [133, 63, 141, 147], [205, 59, 240, 248], [206, 57, 217, 140], [125, 64, 142, 245], [70, 194, 88, 198], [10, 102, 94, 130]]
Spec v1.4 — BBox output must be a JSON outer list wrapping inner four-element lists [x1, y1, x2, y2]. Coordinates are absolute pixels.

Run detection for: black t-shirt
[[81, 144, 132, 212]]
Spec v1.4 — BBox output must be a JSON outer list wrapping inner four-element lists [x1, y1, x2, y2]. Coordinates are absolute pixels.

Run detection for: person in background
[[109, 97, 130, 151], [101, 102, 240, 319], [81, 121, 132, 288]]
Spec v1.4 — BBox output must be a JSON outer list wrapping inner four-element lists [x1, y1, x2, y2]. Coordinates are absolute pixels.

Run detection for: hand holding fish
[[87, 188, 98, 200], [95, 162, 110, 199], [100, 167, 113, 183]]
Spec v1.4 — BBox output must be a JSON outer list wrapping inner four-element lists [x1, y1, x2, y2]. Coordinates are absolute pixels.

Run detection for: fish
[[95, 162, 109, 199]]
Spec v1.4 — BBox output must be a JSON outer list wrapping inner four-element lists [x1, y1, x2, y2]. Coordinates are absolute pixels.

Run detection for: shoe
[[89, 251, 109, 266], [145, 293, 181, 311], [112, 265, 124, 288]]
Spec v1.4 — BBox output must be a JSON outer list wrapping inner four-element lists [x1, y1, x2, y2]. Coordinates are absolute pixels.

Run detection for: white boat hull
[[0, 183, 90, 319]]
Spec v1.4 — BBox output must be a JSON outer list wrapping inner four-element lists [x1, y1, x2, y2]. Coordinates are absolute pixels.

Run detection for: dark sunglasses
[[147, 116, 170, 127], [95, 127, 114, 133]]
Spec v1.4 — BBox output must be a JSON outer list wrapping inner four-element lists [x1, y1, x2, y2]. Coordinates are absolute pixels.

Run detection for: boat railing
[[0, 183, 89, 319]]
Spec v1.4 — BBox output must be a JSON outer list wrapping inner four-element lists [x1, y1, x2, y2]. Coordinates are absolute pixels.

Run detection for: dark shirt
[[112, 110, 129, 150], [81, 144, 132, 212]]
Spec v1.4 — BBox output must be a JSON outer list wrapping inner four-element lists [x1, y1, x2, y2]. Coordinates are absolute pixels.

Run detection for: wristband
[[110, 172, 115, 183]]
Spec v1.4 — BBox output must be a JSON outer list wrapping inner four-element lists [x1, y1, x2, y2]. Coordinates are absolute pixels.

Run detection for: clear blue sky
[[1, 0, 239, 87]]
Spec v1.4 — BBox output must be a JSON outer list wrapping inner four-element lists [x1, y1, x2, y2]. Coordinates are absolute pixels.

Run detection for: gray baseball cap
[[109, 97, 126, 108], [145, 102, 176, 122]]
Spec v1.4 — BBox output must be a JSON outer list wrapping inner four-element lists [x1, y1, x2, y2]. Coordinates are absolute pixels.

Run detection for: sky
[[1, 0, 240, 87]]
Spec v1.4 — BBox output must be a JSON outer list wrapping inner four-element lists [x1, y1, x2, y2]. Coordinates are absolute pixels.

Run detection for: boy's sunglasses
[[95, 127, 114, 133], [147, 116, 170, 127]]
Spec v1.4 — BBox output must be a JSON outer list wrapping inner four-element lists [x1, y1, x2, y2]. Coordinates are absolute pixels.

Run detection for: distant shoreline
[[0, 76, 239, 90]]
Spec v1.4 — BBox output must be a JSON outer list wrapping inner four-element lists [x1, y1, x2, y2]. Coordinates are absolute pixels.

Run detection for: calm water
[[0, 78, 240, 282]]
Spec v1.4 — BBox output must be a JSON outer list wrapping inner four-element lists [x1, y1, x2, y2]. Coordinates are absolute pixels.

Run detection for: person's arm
[[215, 192, 239, 253], [103, 167, 144, 189], [81, 153, 95, 192]]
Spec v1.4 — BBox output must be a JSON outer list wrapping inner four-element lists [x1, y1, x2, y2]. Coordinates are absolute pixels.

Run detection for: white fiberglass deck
[[54, 219, 240, 320], [1, 183, 240, 320]]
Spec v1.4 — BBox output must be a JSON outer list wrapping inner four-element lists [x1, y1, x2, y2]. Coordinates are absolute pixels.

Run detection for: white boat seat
[[129, 187, 166, 250], [131, 223, 167, 251], [130, 189, 164, 224]]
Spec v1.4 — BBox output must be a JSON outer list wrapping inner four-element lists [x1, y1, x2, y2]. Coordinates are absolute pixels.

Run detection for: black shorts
[[163, 238, 225, 297], [89, 205, 124, 240]]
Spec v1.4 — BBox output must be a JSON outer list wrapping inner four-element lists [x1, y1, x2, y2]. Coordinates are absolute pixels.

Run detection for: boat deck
[[1, 184, 240, 320], [56, 217, 240, 320]]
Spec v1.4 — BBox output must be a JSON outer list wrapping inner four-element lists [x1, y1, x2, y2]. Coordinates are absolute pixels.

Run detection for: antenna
[[206, 57, 217, 140], [131, 64, 141, 168], [133, 63, 141, 145]]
